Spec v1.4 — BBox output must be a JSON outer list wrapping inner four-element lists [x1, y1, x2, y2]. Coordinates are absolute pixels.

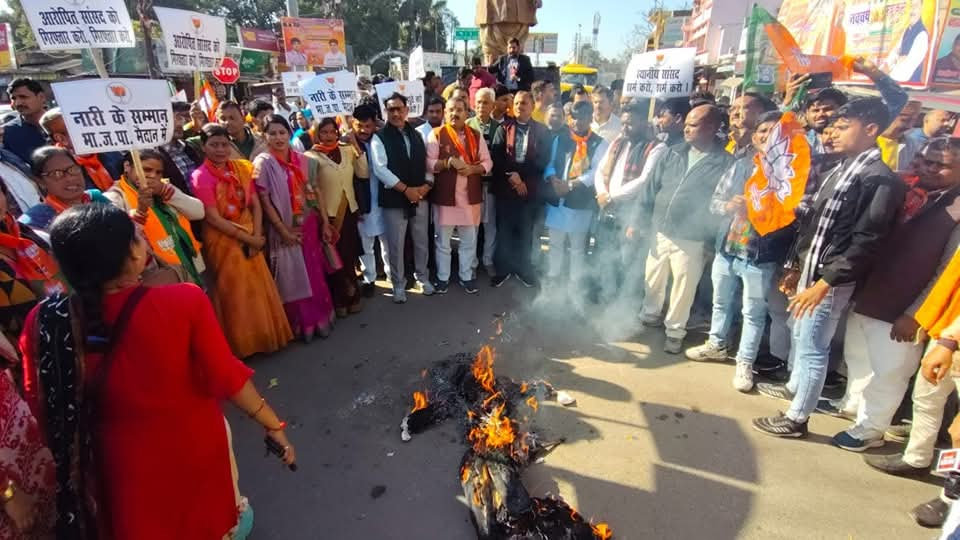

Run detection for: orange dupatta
[[0, 214, 64, 293], [444, 124, 479, 164], [568, 129, 592, 179], [203, 159, 247, 220], [74, 154, 114, 191], [270, 150, 307, 218]]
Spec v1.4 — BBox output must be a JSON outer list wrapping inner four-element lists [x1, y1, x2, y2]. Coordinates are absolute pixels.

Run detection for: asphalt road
[[228, 277, 940, 540]]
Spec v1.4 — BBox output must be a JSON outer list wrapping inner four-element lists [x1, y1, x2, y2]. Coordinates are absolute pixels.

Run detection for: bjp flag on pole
[[755, 6, 854, 80], [198, 80, 220, 122], [745, 111, 812, 236]]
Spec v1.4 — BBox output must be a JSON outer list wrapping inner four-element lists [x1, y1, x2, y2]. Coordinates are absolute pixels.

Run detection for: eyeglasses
[[40, 164, 81, 179]]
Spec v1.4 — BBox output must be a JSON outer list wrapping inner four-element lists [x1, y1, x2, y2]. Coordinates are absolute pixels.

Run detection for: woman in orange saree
[[190, 124, 292, 358]]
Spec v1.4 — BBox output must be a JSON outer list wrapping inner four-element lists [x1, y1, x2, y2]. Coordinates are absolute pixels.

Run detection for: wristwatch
[[938, 337, 959, 352], [2, 480, 15, 503]]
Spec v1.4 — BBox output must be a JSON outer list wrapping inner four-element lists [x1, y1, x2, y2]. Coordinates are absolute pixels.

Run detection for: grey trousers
[[383, 205, 430, 288]]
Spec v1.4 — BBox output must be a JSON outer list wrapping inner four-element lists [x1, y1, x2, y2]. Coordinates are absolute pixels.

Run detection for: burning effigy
[[401, 344, 613, 539]]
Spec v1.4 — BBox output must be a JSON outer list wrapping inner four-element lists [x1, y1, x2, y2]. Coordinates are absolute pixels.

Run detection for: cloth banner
[[24, 0, 134, 51], [745, 111, 812, 236], [760, 5, 854, 80], [51, 78, 173, 155], [300, 71, 358, 119], [153, 7, 226, 73], [375, 80, 425, 117], [622, 48, 695, 98]]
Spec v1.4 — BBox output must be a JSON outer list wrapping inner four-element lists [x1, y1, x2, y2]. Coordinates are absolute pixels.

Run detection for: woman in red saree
[[190, 124, 292, 358]]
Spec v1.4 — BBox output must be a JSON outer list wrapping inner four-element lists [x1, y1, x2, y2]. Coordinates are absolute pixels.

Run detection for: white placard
[[282, 71, 314, 97], [622, 47, 696, 98], [375, 80, 425, 118], [409, 46, 426, 79], [52, 78, 173, 155], [299, 70, 358, 119], [24, 0, 134, 51], [153, 7, 226, 73]]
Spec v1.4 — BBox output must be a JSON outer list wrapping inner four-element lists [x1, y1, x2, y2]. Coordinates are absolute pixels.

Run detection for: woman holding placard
[[305, 117, 369, 317], [191, 124, 292, 358], [253, 114, 335, 342], [21, 146, 110, 238]]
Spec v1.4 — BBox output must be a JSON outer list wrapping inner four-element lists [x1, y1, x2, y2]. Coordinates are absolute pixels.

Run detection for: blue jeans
[[708, 253, 775, 364], [785, 283, 855, 422]]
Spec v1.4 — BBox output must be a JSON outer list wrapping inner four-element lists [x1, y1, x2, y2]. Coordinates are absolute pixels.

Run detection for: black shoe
[[434, 280, 449, 294], [515, 273, 536, 288], [754, 355, 786, 373], [752, 412, 808, 438], [361, 283, 376, 298], [910, 497, 950, 528], [491, 274, 511, 288], [863, 453, 929, 477], [823, 371, 847, 390], [460, 279, 479, 294]]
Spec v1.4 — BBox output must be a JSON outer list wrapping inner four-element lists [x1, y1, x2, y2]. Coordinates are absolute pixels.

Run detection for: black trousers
[[494, 197, 534, 277]]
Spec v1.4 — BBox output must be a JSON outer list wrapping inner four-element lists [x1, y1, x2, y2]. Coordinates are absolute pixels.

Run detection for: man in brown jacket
[[426, 97, 493, 294]]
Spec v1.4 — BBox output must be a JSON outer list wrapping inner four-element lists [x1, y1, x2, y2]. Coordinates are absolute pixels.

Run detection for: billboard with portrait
[[933, 0, 960, 85], [280, 17, 346, 69]]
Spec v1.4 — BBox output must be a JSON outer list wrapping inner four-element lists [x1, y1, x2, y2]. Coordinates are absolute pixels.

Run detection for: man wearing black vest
[[370, 93, 434, 303], [489, 90, 551, 287]]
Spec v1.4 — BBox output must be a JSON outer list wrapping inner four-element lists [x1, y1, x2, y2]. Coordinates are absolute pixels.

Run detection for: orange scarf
[[0, 214, 63, 290], [45, 192, 91, 215], [203, 159, 246, 220], [444, 124, 478, 163], [271, 150, 306, 218], [916, 249, 960, 339], [568, 129, 592, 179], [73, 153, 114, 191], [312, 142, 340, 154]]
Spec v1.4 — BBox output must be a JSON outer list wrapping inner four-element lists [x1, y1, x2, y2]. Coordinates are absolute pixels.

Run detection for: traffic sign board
[[454, 27, 480, 41], [213, 57, 240, 85]]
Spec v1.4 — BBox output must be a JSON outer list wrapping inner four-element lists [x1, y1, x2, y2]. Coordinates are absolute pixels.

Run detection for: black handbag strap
[[85, 286, 149, 402]]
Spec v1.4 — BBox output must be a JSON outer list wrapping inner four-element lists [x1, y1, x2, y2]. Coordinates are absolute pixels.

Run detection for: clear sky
[[444, 0, 660, 62]]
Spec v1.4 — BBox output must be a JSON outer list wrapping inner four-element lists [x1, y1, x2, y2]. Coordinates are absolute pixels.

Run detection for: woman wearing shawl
[[104, 149, 206, 286], [20, 147, 110, 237], [305, 118, 370, 317], [254, 114, 335, 341], [19, 204, 296, 539], [0, 331, 55, 540], [0, 181, 65, 343], [191, 124, 292, 358]]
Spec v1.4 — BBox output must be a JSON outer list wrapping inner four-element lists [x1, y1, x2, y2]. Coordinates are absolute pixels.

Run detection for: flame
[[592, 523, 613, 539], [526, 396, 539, 412], [520, 382, 528, 394], [472, 345, 496, 394], [460, 465, 470, 484], [468, 403, 515, 452], [411, 391, 428, 413], [482, 391, 502, 409]]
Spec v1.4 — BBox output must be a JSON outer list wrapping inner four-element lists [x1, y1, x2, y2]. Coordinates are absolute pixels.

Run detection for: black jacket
[[489, 119, 551, 201], [375, 122, 427, 209], [637, 141, 735, 242], [490, 54, 535, 92], [791, 156, 906, 286]]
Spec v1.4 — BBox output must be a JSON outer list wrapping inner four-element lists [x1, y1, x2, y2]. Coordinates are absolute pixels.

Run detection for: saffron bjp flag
[[745, 111, 812, 236], [757, 6, 854, 80], [198, 80, 220, 123]]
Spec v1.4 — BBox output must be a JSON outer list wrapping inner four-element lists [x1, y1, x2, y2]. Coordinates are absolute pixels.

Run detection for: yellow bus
[[559, 64, 599, 94]]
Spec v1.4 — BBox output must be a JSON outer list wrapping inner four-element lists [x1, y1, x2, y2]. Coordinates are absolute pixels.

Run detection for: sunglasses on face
[[41, 165, 82, 179]]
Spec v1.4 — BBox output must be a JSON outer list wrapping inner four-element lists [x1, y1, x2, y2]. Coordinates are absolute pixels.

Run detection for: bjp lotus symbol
[[105, 83, 132, 105], [398, 84, 407, 92], [655, 53, 665, 64], [326, 76, 336, 84], [191, 16, 202, 30]]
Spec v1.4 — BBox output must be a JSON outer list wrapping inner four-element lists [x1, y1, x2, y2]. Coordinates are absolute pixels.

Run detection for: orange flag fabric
[[762, 9, 854, 80], [745, 111, 812, 236], [198, 80, 220, 123]]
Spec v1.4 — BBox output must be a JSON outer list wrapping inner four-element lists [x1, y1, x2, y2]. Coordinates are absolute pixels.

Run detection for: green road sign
[[454, 27, 480, 41]]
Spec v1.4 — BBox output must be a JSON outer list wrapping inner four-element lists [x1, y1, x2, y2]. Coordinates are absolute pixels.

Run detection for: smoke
[[529, 206, 651, 343]]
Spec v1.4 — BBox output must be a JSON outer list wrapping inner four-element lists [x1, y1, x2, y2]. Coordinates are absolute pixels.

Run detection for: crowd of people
[[3, 39, 960, 536]]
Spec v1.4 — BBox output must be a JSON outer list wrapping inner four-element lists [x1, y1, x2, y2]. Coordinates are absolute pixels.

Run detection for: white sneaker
[[392, 288, 407, 304], [419, 280, 435, 296], [685, 341, 729, 362], [733, 362, 754, 392]]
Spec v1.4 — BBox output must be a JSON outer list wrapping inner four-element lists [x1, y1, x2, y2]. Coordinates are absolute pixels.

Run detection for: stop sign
[[213, 57, 240, 85]]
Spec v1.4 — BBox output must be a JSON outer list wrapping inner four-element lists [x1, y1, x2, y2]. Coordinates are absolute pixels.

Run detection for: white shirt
[[592, 114, 623, 145], [595, 138, 666, 200], [285, 50, 307, 66], [324, 51, 347, 67]]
